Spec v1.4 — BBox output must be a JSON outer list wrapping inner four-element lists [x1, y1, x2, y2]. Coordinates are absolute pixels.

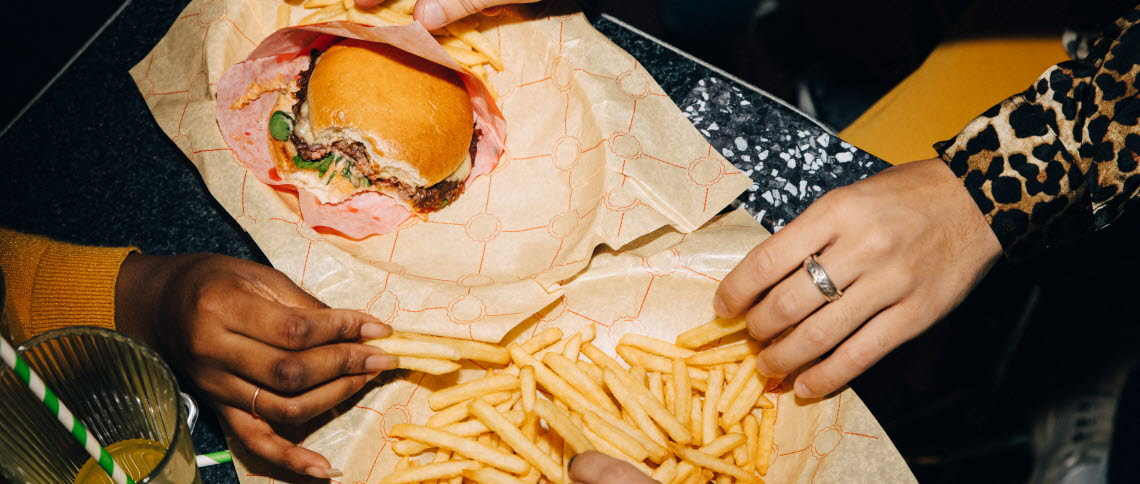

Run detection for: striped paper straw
[[0, 336, 134, 484], [196, 450, 233, 467]]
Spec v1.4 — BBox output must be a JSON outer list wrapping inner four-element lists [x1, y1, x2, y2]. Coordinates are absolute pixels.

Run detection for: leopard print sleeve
[[933, 5, 1140, 258]]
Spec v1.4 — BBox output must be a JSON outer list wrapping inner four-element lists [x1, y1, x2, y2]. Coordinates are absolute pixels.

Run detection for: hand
[[355, 0, 540, 31], [115, 253, 397, 478], [569, 451, 658, 483], [714, 158, 1002, 398]]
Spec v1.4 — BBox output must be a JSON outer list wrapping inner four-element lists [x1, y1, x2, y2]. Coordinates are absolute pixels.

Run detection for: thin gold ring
[[251, 387, 262, 419]]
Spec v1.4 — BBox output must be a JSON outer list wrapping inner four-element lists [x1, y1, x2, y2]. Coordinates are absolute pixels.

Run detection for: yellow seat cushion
[[839, 37, 1069, 164]]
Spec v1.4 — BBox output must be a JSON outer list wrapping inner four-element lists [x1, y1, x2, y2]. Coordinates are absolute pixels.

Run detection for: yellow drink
[[74, 439, 168, 484]]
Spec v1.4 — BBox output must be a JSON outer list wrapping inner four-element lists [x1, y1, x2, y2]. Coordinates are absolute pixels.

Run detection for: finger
[[754, 275, 901, 378], [208, 370, 378, 426], [744, 247, 859, 343], [714, 208, 833, 319], [355, 0, 385, 7], [414, 0, 540, 31], [230, 302, 392, 350], [218, 333, 396, 394], [792, 304, 926, 398], [217, 404, 342, 479], [568, 451, 657, 484]]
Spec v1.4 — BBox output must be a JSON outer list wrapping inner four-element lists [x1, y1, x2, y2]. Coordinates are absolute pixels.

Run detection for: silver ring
[[251, 387, 262, 419], [803, 255, 843, 303]]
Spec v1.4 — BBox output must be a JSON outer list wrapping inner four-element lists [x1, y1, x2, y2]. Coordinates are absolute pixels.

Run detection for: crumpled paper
[[131, 0, 752, 342], [131, 0, 915, 482]]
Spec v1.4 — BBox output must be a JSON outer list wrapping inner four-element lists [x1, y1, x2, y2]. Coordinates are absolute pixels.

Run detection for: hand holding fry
[[115, 253, 398, 478]]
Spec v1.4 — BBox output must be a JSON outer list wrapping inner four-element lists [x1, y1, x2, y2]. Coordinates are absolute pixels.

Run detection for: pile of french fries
[[278, 0, 504, 81], [373, 318, 777, 484]]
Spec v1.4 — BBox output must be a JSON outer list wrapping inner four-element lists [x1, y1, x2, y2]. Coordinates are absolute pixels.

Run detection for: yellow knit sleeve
[[0, 228, 138, 345]]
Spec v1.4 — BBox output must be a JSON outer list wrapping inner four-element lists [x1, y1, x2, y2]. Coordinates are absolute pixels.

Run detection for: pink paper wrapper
[[215, 22, 507, 239]]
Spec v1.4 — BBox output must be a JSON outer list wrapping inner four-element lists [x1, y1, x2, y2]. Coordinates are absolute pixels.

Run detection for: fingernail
[[712, 295, 728, 318], [366, 355, 397, 371], [567, 453, 579, 470], [420, 1, 445, 30], [360, 323, 390, 339], [305, 467, 342, 478], [755, 357, 774, 378], [794, 380, 813, 398]]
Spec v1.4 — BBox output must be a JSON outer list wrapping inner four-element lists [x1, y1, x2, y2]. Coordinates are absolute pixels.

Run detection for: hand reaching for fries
[[713, 158, 1001, 399], [352, 0, 539, 30], [115, 253, 399, 479]]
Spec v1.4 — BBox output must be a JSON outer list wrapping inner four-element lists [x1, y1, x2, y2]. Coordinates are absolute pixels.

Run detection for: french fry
[[398, 356, 462, 375], [648, 372, 665, 404], [356, 5, 414, 24], [509, 344, 610, 418], [533, 400, 593, 454], [601, 368, 668, 446], [756, 408, 775, 476], [521, 328, 563, 354], [703, 367, 724, 445], [743, 414, 759, 471], [715, 474, 732, 484], [606, 368, 691, 444], [368, 338, 462, 360], [729, 422, 748, 467], [617, 346, 709, 381], [276, 4, 291, 29], [669, 443, 754, 482], [496, 392, 521, 413], [394, 332, 510, 364], [685, 341, 761, 367], [394, 456, 410, 471], [581, 343, 624, 374], [652, 458, 679, 484], [675, 318, 747, 349], [469, 399, 563, 482], [444, 18, 505, 70], [391, 424, 529, 474], [689, 394, 703, 447], [674, 358, 691, 428], [563, 333, 582, 360], [701, 433, 747, 457], [298, 3, 346, 25], [620, 334, 696, 359], [428, 374, 520, 411], [520, 365, 536, 412], [342, 0, 353, 9], [395, 410, 525, 455], [463, 466, 529, 484], [302, 0, 339, 8], [378, 460, 479, 484], [437, 44, 487, 66], [542, 352, 619, 416], [534, 324, 595, 359], [427, 391, 513, 427], [720, 372, 763, 428], [576, 361, 603, 385], [756, 387, 775, 405], [386, 0, 417, 14], [580, 426, 655, 476], [602, 410, 669, 463], [718, 356, 757, 413], [664, 376, 675, 415], [583, 411, 651, 462]]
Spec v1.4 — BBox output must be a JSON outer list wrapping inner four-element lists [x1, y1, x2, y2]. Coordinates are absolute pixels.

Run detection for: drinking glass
[[0, 327, 201, 483]]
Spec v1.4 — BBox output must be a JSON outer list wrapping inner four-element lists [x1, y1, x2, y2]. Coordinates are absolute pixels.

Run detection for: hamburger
[[267, 39, 477, 213]]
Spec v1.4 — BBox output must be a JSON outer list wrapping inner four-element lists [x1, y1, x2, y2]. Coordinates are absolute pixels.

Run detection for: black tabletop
[[0, 2, 887, 482]]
